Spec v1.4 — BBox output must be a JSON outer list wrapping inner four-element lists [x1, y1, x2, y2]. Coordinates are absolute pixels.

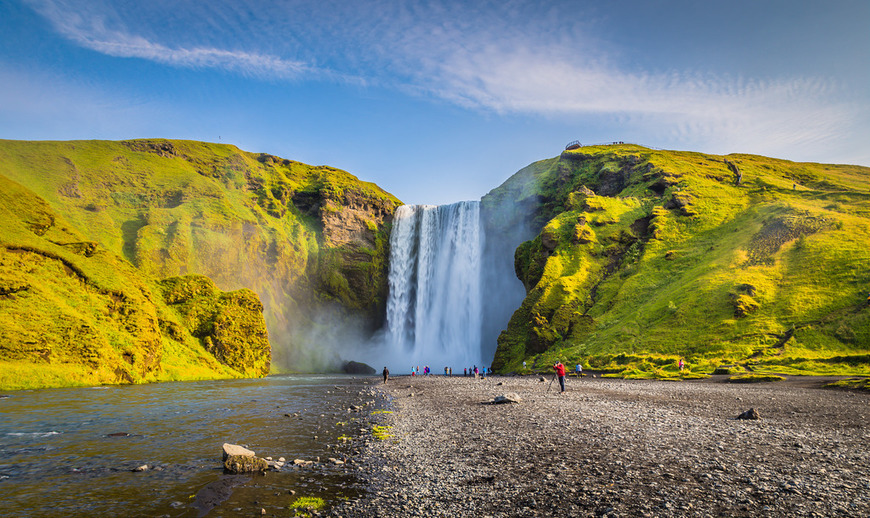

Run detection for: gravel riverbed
[[328, 375, 869, 517]]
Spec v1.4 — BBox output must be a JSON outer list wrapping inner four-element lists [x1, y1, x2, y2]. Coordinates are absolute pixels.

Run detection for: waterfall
[[383, 201, 484, 369]]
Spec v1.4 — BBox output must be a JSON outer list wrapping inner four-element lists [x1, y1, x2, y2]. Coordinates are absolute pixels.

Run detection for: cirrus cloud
[[22, 0, 869, 164]]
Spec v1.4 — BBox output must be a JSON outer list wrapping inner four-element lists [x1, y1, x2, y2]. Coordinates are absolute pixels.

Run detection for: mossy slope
[[0, 174, 267, 389], [0, 139, 401, 387], [487, 145, 870, 377]]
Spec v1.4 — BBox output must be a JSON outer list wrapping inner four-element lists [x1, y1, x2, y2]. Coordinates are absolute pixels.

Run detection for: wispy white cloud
[[366, 3, 862, 158], [25, 0, 314, 79], [23, 0, 869, 164], [425, 46, 858, 154]]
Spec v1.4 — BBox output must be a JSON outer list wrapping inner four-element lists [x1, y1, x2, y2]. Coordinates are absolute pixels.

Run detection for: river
[[0, 375, 384, 517]]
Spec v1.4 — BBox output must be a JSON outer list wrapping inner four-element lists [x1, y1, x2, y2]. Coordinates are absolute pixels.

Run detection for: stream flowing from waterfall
[[382, 201, 484, 370], [0, 375, 384, 517]]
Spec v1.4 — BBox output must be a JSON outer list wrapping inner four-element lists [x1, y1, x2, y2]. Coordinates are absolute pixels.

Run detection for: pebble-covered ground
[[328, 375, 869, 517]]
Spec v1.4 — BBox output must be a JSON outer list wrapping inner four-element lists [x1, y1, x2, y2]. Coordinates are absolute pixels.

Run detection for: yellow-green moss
[[490, 145, 870, 376], [372, 425, 393, 440], [290, 496, 326, 517], [0, 139, 402, 381]]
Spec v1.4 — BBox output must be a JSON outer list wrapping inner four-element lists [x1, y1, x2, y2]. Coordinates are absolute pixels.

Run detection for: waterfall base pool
[[0, 375, 384, 517]]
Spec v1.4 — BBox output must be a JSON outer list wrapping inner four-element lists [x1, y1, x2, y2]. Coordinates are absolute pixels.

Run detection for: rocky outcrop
[[315, 183, 398, 323], [161, 276, 271, 376]]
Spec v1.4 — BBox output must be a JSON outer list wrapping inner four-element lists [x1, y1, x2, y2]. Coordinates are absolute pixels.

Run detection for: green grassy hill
[[486, 145, 870, 378], [0, 139, 400, 389]]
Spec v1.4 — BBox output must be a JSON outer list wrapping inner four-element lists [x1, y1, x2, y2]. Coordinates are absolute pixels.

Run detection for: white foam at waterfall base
[[366, 201, 486, 373]]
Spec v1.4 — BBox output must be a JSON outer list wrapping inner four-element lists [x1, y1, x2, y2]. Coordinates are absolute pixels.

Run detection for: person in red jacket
[[553, 362, 566, 392]]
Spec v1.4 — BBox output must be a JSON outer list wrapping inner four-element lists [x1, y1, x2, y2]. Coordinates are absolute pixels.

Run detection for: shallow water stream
[[0, 375, 381, 517]]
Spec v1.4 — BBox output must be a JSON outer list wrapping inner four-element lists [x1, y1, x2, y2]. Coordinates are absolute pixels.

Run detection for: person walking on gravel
[[553, 362, 567, 392], [382, 366, 389, 384]]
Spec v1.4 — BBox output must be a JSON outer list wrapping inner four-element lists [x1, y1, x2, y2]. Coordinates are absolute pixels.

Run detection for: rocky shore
[[329, 375, 869, 517]]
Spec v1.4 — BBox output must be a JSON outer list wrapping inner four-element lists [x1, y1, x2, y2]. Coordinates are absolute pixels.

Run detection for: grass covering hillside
[[0, 174, 268, 389], [0, 139, 401, 388], [487, 145, 870, 378]]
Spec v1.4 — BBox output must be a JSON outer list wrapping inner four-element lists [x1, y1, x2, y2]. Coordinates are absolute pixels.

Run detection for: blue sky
[[1, 0, 868, 205]]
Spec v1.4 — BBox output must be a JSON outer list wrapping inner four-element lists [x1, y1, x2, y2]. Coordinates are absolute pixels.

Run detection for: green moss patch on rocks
[[224, 454, 269, 473], [825, 377, 870, 392], [160, 275, 270, 377], [0, 172, 259, 389]]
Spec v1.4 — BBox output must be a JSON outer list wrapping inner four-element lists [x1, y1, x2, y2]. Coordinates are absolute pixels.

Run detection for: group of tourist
[[381, 357, 689, 388], [404, 365, 492, 378], [463, 366, 488, 378], [410, 366, 431, 376]]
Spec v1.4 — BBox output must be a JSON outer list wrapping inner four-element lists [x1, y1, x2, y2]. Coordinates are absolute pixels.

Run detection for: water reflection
[[0, 375, 382, 517]]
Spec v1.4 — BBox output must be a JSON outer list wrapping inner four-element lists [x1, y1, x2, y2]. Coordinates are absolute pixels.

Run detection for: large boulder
[[342, 360, 376, 375], [224, 455, 268, 473], [222, 443, 255, 461]]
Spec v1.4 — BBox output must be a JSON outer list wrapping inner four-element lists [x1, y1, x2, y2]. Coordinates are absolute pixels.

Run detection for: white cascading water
[[383, 201, 484, 370]]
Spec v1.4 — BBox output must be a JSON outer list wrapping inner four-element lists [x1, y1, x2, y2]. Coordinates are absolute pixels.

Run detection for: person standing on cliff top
[[553, 362, 567, 392], [382, 367, 389, 384]]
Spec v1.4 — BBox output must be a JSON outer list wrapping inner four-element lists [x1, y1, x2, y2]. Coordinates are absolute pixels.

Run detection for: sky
[[1, 0, 868, 205]]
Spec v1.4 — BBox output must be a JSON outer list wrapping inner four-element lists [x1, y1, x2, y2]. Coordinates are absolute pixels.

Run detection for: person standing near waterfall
[[553, 362, 567, 393], [382, 366, 389, 384]]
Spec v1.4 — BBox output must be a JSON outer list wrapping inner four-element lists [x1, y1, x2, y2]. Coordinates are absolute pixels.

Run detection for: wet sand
[[329, 375, 870, 517]]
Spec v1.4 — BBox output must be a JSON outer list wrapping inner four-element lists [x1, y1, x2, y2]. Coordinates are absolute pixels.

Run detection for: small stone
[[132, 464, 148, 472], [491, 393, 522, 404], [737, 408, 761, 420]]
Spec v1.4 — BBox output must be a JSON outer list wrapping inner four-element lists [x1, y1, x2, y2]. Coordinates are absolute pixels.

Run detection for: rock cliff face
[[0, 139, 401, 388], [487, 145, 870, 377]]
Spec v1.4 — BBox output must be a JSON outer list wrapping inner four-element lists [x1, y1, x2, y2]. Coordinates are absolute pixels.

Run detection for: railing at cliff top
[[564, 141, 664, 151]]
